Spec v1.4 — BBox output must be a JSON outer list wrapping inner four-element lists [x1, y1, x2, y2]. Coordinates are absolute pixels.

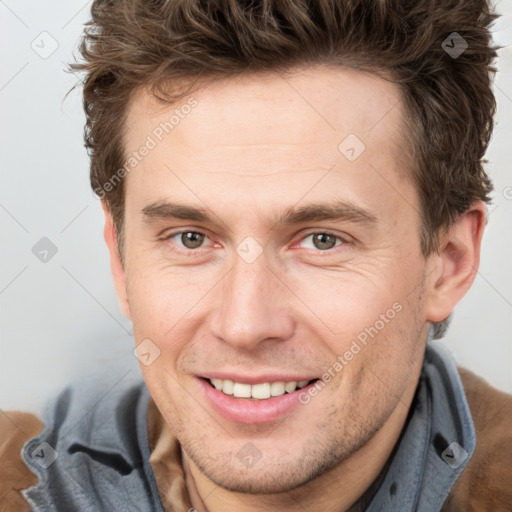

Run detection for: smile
[[206, 378, 318, 400], [199, 376, 321, 423]]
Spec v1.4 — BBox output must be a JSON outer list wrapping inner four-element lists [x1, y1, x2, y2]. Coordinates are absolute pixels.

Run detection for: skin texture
[[103, 66, 485, 512]]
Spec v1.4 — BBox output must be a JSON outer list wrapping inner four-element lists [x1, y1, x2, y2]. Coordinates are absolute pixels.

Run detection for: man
[[1, 0, 511, 510]]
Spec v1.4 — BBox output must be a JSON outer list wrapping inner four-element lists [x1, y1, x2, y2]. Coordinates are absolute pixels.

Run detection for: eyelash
[[160, 229, 347, 254]]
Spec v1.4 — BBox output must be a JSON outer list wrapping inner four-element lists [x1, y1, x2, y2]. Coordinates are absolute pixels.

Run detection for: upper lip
[[200, 373, 318, 385]]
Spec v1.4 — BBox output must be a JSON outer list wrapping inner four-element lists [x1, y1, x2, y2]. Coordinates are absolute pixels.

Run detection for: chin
[[198, 461, 316, 495], [184, 432, 359, 496]]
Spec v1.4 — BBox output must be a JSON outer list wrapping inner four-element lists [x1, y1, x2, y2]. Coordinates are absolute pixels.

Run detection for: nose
[[210, 250, 295, 351]]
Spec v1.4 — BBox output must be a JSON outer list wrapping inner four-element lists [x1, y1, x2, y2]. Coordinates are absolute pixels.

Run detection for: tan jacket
[[1, 367, 511, 512]]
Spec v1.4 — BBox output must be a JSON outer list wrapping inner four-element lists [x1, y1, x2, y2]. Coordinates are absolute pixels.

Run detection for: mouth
[[202, 377, 320, 400], [198, 375, 322, 424]]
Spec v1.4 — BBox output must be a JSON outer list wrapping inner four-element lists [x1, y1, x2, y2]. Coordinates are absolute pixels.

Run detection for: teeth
[[222, 379, 233, 395], [209, 378, 313, 400], [251, 383, 270, 399], [212, 378, 223, 390], [233, 382, 252, 398], [284, 381, 298, 393], [270, 381, 285, 397]]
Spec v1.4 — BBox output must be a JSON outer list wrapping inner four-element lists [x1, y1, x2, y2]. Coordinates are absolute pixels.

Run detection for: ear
[[101, 200, 131, 320], [425, 201, 486, 324]]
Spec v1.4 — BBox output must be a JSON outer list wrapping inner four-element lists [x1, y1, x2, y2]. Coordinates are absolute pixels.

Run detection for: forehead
[[122, 66, 411, 218], [125, 65, 404, 149]]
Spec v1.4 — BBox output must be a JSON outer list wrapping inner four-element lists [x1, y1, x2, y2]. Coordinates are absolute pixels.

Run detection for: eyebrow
[[141, 200, 378, 227]]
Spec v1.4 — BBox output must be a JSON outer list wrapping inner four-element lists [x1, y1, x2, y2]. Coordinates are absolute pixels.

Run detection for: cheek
[[287, 265, 405, 340], [290, 264, 426, 384], [140, 363, 195, 437], [126, 263, 210, 337], [360, 287, 427, 384]]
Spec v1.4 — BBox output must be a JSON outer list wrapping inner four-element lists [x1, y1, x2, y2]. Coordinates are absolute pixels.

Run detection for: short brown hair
[[70, 0, 499, 338]]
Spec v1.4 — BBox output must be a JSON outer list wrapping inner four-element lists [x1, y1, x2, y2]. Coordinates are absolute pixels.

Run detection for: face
[[116, 66, 434, 494]]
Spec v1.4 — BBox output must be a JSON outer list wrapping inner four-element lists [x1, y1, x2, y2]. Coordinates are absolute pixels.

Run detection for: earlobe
[[101, 200, 131, 320], [425, 202, 486, 324]]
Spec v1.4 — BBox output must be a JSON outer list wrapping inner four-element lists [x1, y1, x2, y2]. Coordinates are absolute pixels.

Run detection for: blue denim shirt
[[21, 337, 475, 511]]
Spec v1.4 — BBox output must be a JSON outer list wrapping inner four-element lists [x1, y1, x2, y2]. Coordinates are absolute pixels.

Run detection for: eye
[[167, 230, 209, 250], [299, 232, 344, 251]]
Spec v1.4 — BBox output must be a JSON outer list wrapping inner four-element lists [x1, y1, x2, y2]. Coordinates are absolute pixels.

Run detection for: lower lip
[[198, 378, 317, 424]]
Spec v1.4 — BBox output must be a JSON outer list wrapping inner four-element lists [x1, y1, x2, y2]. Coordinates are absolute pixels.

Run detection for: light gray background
[[1, 1, 511, 416]]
